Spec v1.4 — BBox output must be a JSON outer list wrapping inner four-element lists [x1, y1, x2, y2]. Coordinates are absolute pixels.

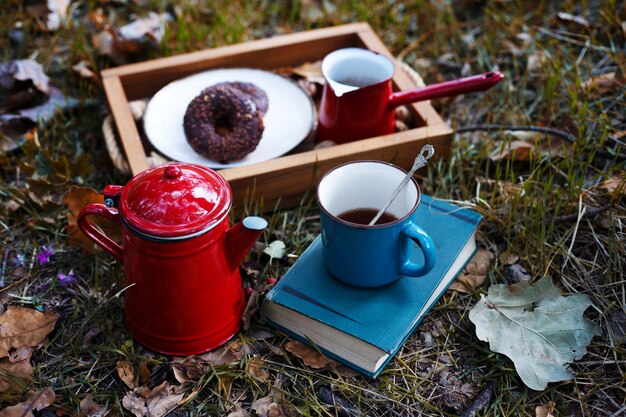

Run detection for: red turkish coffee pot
[[77, 163, 267, 355], [317, 47, 504, 143]]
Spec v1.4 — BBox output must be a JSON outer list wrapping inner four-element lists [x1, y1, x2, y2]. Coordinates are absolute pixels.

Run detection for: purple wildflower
[[37, 245, 55, 265], [58, 271, 77, 286], [37, 283, 49, 292]]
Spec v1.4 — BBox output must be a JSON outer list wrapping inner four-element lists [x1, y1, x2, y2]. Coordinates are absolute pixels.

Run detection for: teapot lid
[[119, 163, 232, 238]]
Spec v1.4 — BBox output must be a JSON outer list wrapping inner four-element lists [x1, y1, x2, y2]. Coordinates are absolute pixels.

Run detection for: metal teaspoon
[[369, 144, 435, 226]]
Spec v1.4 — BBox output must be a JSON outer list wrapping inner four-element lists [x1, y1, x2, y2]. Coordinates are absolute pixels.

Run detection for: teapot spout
[[225, 216, 268, 270]]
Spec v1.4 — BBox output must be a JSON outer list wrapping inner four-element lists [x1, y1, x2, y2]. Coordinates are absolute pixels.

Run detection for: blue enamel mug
[[317, 160, 436, 288]]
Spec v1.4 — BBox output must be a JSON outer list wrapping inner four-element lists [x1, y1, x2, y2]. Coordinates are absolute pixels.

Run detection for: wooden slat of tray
[[221, 125, 451, 213], [102, 23, 371, 100]]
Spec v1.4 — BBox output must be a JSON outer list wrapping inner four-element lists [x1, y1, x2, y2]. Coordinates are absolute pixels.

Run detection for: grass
[[1, 0, 625, 416]]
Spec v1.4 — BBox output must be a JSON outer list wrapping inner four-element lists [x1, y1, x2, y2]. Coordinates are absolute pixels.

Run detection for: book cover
[[262, 194, 483, 377]]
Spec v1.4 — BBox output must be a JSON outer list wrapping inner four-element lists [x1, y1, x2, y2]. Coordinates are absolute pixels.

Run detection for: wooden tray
[[101, 22, 452, 213]]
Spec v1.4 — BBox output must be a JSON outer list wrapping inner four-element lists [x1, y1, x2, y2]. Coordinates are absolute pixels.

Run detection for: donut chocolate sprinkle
[[183, 83, 265, 162]]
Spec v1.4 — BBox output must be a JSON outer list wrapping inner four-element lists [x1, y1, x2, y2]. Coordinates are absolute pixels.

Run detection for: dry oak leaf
[[582, 72, 625, 97], [0, 305, 59, 358], [499, 249, 520, 266], [598, 173, 626, 195], [0, 347, 34, 392], [138, 360, 151, 386], [490, 140, 534, 162], [290, 61, 325, 85], [0, 60, 50, 94], [171, 357, 206, 385], [116, 360, 137, 389], [198, 340, 244, 365], [251, 396, 287, 417], [448, 273, 486, 293], [469, 277, 600, 390], [0, 387, 56, 417], [284, 340, 330, 369], [247, 356, 270, 382], [78, 394, 109, 417], [122, 381, 184, 417], [464, 248, 494, 275], [535, 401, 555, 417]]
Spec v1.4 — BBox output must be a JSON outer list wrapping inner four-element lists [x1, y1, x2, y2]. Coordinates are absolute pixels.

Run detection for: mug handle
[[77, 204, 124, 261], [399, 222, 436, 277]]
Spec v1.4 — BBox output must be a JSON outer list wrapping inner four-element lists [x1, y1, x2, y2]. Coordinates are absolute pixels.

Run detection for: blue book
[[262, 194, 482, 377]]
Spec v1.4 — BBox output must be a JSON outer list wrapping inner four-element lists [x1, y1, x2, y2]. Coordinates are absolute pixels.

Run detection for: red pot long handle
[[77, 204, 124, 261], [388, 71, 505, 109]]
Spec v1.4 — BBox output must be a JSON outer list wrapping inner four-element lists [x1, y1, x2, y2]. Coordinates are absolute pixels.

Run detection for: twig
[[0, 274, 31, 293], [546, 204, 611, 225], [456, 124, 576, 142]]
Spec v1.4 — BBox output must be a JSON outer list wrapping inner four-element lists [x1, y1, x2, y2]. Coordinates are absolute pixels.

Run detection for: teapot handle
[[77, 204, 124, 261]]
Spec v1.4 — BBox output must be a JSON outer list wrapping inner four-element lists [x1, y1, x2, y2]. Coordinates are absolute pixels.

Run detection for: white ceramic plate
[[143, 68, 316, 168]]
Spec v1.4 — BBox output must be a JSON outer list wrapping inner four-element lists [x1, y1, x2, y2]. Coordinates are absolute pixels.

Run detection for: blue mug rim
[[317, 160, 422, 229]]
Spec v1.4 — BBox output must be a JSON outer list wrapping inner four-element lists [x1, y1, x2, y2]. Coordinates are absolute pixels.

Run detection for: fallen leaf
[[92, 12, 169, 65], [0, 347, 34, 392], [527, 51, 548, 72], [608, 309, 626, 345], [250, 396, 286, 417], [263, 241, 286, 261], [598, 173, 626, 195], [0, 387, 55, 417], [448, 273, 486, 293], [78, 394, 109, 417], [247, 356, 270, 382], [0, 306, 59, 358], [290, 61, 325, 85], [18, 86, 83, 123], [116, 360, 137, 389], [469, 277, 600, 390], [582, 72, 625, 97], [72, 60, 96, 79], [199, 341, 245, 365], [63, 186, 122, 254], [490, 140, 534, 162], [506, 263, 532, 284], [0, 59, 50, 94], [117, 12, 167, 45], [499, 249, 519, 265], [171, 357, 205, 385], [464, 248, 494, 275], [535, 401, 555, 417], [122, 381, 183, 417], [284, 340, 329, 369], [241, 287, 262, 331], [138, 360, 151, 386], [45, 0, 71, 31], [316, 386, 361, 417]]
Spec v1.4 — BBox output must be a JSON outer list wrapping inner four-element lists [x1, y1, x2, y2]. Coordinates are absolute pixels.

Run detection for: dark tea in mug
[[337, 208, 398, 225]]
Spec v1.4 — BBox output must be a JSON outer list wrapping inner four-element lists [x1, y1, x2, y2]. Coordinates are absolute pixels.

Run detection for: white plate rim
[[143, 68, 316, 169]]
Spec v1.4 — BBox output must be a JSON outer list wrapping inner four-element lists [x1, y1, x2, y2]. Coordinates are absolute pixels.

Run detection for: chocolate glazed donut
[[214, 81, 269, 115], [183, 84, 265, 162]]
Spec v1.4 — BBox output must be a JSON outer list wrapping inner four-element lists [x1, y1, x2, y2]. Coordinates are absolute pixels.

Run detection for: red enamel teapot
[[77, 163, 267, 355]]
